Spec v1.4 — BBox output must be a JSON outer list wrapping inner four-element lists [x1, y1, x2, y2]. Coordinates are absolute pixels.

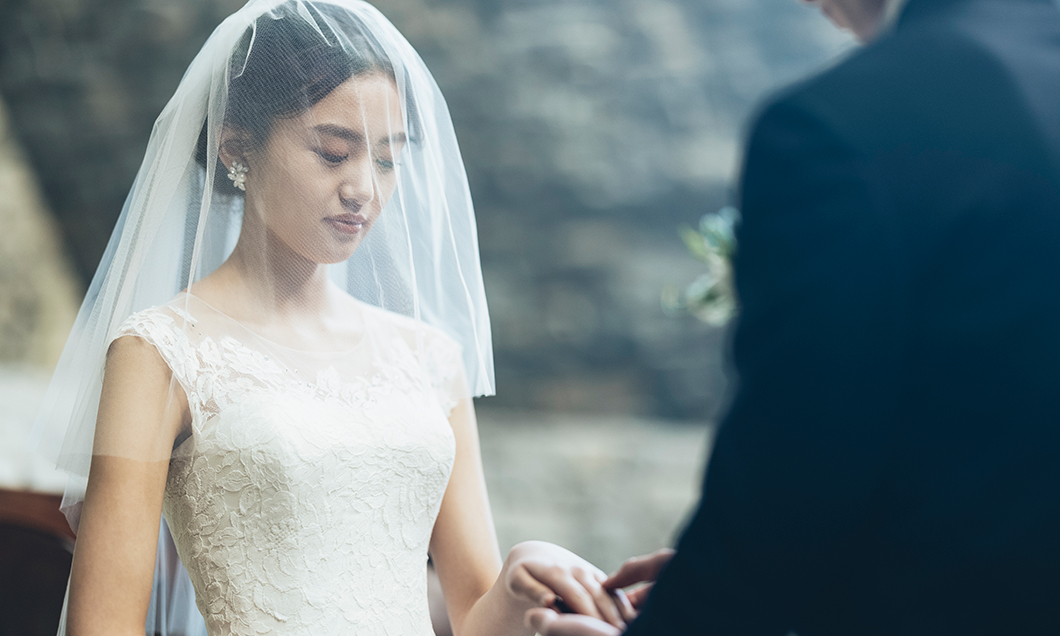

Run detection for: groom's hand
[[603, 548, 675, 609], [526, 608, 622, 636]]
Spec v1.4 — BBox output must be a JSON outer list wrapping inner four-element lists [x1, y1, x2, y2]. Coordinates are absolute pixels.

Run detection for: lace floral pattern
[[116, 302, 459, 636]]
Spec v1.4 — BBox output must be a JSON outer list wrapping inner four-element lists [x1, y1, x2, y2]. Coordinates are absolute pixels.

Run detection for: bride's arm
[[429, 399, 627, 636], [66, 336, 188, 636]]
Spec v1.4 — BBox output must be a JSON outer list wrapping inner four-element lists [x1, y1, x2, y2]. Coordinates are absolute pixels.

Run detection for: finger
[[524, 562, 603, 620], [572, 568, 626, 629], [626, 583, 654, 609], [526, 608, 623, 636], [604, 549, 675, 590], [509, 566, 558, 607], [604, 549, 674, 589], [526, 607, 559, 633], [610, 587, 638, 624]]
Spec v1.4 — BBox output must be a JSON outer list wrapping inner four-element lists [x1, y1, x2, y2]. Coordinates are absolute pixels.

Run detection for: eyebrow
[[312, 124, 407, 146]]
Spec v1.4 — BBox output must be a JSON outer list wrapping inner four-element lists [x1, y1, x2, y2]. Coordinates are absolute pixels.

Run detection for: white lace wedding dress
[[115, 293, 461, 636]]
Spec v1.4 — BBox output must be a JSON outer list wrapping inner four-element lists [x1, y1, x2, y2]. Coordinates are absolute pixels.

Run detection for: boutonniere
[[664, 206, 740, 326]]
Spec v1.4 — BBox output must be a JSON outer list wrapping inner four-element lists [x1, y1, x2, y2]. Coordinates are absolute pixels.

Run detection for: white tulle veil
[[32, 1, 494, 633]]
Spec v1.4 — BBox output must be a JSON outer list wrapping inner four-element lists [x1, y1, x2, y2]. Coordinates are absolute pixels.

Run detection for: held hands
[[503, 541, 634, 630], [524, 548, 675, 636], [602, 548, 675, 610]]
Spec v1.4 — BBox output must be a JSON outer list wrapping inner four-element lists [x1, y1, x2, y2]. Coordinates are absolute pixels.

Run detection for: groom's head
[[802, 0, 890, 41]]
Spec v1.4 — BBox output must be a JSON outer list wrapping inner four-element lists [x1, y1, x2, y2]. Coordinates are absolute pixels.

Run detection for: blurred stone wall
[[0, 0, 851, 418], [478, 408, 711, 570], [0, 94, 79, 367], [0, 0, 245, 282], [0, 92, 79, 493]]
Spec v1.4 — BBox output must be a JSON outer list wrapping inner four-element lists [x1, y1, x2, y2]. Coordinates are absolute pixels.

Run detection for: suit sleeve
[[625, 97, 906, 635]]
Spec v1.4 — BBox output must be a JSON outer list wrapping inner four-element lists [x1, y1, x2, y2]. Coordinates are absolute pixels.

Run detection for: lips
[[325, 212, 368, 235]]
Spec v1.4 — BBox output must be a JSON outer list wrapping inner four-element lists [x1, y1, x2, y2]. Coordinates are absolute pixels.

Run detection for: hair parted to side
[[195, 1, 420, 195]]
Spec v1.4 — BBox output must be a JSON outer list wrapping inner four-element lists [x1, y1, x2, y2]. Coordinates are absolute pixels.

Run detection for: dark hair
[[195, 1, 399, 194]]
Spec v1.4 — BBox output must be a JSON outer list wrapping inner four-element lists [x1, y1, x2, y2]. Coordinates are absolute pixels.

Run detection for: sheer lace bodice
[[115, 294, 460, 636]]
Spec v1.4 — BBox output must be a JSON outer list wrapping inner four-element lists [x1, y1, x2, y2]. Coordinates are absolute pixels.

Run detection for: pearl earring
[[228, 160, 248, 191]]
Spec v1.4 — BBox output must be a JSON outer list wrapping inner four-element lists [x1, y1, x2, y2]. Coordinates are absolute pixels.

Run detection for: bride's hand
[[525, 608, 622, 636], [502, 540, 633, 629]]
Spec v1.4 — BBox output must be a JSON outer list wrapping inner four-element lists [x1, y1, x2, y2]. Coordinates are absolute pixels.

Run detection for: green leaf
[[679, 225, 711, 262]]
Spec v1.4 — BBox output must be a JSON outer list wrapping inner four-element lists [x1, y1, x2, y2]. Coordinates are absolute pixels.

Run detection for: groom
[[530, 0, 1060, 633]]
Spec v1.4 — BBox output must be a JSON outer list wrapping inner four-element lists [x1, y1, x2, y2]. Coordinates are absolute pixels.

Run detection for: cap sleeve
[[113, 305, 198, 398], [425, 329, 468, 417]]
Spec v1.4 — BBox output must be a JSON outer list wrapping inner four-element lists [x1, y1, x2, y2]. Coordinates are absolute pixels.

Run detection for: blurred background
[[0, 0, 850, 633]]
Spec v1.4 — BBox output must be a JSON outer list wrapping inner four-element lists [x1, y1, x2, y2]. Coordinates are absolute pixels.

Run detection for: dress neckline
[[174, 291, 370, 357]]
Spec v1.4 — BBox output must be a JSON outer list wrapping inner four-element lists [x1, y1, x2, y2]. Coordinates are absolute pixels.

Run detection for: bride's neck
[[221, 224, 333, 321]]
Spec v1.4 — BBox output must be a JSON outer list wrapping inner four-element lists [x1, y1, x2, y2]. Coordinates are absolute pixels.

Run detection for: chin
[[314, 246, 361, 265], [293, 228, 366, 264], [851, 13, 885, 41], [821, 3, 883, 43], [334, 238, 370, 263]]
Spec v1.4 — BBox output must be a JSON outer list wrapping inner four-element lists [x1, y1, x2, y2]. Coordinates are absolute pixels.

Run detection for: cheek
[[280, 158, 323, 196], [270, 161, 332, 217], [253, 160, 325, 228], [373, 173, 399, 213]]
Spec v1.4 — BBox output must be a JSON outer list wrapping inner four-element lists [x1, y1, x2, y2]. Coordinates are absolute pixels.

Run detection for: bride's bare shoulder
[[179, 265, 263, 322]]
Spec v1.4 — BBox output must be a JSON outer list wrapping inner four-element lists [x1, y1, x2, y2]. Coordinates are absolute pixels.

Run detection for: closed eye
[[317, 150, 348, 165]]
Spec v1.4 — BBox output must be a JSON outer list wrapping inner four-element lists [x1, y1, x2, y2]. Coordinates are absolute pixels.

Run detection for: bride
[[33, 1, 631, 634]]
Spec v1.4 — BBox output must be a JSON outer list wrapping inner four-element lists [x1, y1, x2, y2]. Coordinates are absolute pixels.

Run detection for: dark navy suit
[[625, 0, 1060, 633]]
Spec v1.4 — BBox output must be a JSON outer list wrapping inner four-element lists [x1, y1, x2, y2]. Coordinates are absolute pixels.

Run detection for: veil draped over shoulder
[[31, 1, 494, 634]]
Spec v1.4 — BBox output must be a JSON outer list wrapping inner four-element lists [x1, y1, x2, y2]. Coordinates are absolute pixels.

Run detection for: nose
[[338, 154, 376, 209]]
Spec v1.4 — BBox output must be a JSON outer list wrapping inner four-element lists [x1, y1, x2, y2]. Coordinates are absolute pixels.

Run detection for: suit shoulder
[[810, 23, 997, 97], [751, 25, 1025, 156]]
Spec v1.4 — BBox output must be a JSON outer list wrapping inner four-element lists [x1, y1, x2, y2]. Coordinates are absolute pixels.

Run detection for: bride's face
[[242, 72, 407, 264]]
